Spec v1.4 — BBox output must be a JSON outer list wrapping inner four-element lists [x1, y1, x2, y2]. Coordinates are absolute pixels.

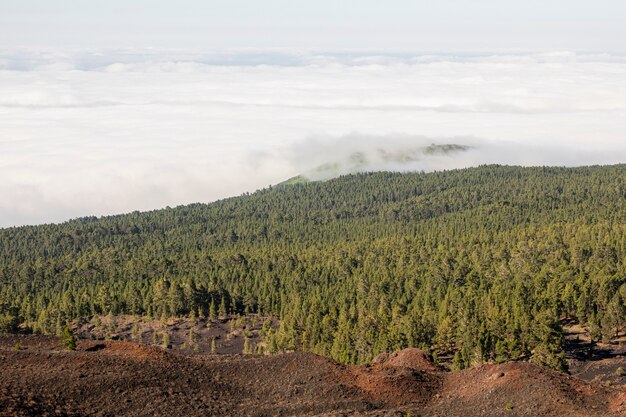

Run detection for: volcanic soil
[[1, 334, 624, 416]]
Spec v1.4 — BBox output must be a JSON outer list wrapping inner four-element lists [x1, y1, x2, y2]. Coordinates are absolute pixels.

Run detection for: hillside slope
[[1, 165, 626, 368]]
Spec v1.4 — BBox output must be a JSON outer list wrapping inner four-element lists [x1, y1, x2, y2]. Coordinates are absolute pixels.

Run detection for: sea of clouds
[[1, 49, 626, 227]]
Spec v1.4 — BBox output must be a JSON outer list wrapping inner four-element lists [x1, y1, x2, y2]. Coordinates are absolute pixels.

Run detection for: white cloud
[[1, 49, 626, 227], [268, 133, 626, 181]]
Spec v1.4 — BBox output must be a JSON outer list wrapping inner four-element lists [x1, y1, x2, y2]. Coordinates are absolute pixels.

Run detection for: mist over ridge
[[281, 133, 626, 182], [1, 48, 626, 227]]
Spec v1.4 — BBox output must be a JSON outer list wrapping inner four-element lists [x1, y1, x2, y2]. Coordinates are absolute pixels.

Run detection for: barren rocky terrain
[[73, 314, 269, 356], [1, 334, 624, 417], [564, 322, 626, 389]]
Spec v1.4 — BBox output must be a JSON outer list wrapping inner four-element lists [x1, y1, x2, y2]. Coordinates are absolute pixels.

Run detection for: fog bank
[[1, 50, 626, 227]]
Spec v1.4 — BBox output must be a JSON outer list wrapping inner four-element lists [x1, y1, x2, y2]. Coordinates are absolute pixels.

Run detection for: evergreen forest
[[1, 165, 626, 372]]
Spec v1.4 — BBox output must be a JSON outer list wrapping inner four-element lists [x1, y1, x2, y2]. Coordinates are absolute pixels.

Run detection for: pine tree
[[61, 326, 76, 351], [452, 351, 465, 371], [218, 297, 227, 318], [243, 337, 252, 354], [209, 300, 217, 320]]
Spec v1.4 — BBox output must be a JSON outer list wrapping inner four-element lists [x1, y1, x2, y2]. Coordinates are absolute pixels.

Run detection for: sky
[[1, 2, 626, 227], [1, 1, 626, 51]]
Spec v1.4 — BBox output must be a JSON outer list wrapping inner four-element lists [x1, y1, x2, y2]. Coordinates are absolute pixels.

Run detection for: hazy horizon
[[2, 2, 626, 227]]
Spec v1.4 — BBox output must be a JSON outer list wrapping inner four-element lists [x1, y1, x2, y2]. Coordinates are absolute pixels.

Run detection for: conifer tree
[[61, 326, 76, 351]]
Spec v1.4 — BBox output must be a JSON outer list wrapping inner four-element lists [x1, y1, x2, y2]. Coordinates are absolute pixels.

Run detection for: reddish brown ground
[[1, 335, 624, 417]]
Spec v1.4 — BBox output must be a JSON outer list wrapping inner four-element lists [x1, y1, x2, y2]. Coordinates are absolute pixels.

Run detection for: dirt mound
[[343, 364, 443, 407], [341, 348, 444, 406], [433, 361, 625, 417], [374, 348, 439, 372], [1, 334, 624, 416]]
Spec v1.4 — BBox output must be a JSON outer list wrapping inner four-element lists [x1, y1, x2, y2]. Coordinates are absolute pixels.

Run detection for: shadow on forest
[[564, 333, 624, 361]]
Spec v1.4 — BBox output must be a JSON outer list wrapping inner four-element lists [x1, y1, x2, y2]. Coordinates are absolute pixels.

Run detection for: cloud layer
[[1, 49, 626, 227]]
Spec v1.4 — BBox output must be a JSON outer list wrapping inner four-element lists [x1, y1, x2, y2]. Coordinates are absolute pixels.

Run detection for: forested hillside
[[1, 165, 625, 371]]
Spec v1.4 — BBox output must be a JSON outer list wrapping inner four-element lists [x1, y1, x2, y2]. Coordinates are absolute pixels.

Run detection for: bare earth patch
[[1, 334, 624, 416]]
